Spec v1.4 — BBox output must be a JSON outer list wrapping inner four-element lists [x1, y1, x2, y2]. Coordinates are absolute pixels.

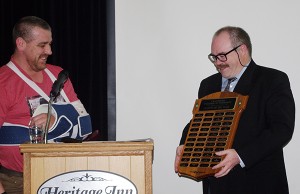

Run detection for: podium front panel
[[20, 141, 153, 194]]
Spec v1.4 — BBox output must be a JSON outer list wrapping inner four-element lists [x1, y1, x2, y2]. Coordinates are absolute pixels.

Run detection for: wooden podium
[[20, 139, 154, 194]]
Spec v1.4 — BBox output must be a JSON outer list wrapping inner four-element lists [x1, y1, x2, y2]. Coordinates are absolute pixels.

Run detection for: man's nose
[[44, 45, 52, 55]]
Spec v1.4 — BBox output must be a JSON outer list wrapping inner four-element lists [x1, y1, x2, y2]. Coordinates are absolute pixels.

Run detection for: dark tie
[[224, 77, 237, 92]]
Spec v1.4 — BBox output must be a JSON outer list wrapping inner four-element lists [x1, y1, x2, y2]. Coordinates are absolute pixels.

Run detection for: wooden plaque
[[178, 92, 248, 181]]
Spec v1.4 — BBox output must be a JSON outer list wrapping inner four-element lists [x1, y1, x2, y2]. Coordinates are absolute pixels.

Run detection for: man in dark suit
[[174, 26, 295, 194]]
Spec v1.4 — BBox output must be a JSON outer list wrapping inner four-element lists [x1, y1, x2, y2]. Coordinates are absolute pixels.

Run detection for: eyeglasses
[[208, 45, 242, 63]]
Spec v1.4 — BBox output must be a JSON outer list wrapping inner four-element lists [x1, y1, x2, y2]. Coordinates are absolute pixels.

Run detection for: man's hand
[[212, 149, 240, 178], [29, 113, 55, 129], [174, 145, 184, 173]]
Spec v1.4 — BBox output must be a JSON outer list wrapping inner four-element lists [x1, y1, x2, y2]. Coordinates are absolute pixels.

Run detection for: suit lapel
[[211, 75, 222, 93], [234, 60, 257, 95]]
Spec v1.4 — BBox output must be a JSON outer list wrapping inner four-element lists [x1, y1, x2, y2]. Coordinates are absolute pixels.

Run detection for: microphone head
[[50, 70, 69, 99], [58, 69, 69, 81]]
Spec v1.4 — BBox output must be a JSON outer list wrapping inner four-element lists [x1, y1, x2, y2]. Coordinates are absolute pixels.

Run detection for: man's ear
[[239, 44, 248, 56], [16, 37, 26, 51]]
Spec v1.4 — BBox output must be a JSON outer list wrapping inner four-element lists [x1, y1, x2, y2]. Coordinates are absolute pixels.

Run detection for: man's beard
[[31, 58, 47, 72]]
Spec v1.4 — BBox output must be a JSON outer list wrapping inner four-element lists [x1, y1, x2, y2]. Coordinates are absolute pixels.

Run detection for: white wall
[[115, 1, 300, 193]]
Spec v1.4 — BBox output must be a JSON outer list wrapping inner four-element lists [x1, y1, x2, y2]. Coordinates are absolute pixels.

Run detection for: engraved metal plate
[[178, 92, 248, 181]]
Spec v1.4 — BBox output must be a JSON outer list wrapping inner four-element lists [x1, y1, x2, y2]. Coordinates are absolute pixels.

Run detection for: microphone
[[50, 70, 69, 100], [44, 70, 69, 143]]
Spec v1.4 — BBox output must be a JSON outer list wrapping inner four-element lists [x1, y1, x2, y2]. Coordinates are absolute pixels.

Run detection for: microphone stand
[[44, 96, 55, 144]]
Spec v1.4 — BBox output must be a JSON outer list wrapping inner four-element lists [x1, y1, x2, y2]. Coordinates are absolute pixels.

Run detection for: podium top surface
[[20, 139, 154, 153]]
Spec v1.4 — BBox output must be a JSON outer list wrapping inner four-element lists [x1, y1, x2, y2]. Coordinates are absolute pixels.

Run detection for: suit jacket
[[180, 60, 295, 194]]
